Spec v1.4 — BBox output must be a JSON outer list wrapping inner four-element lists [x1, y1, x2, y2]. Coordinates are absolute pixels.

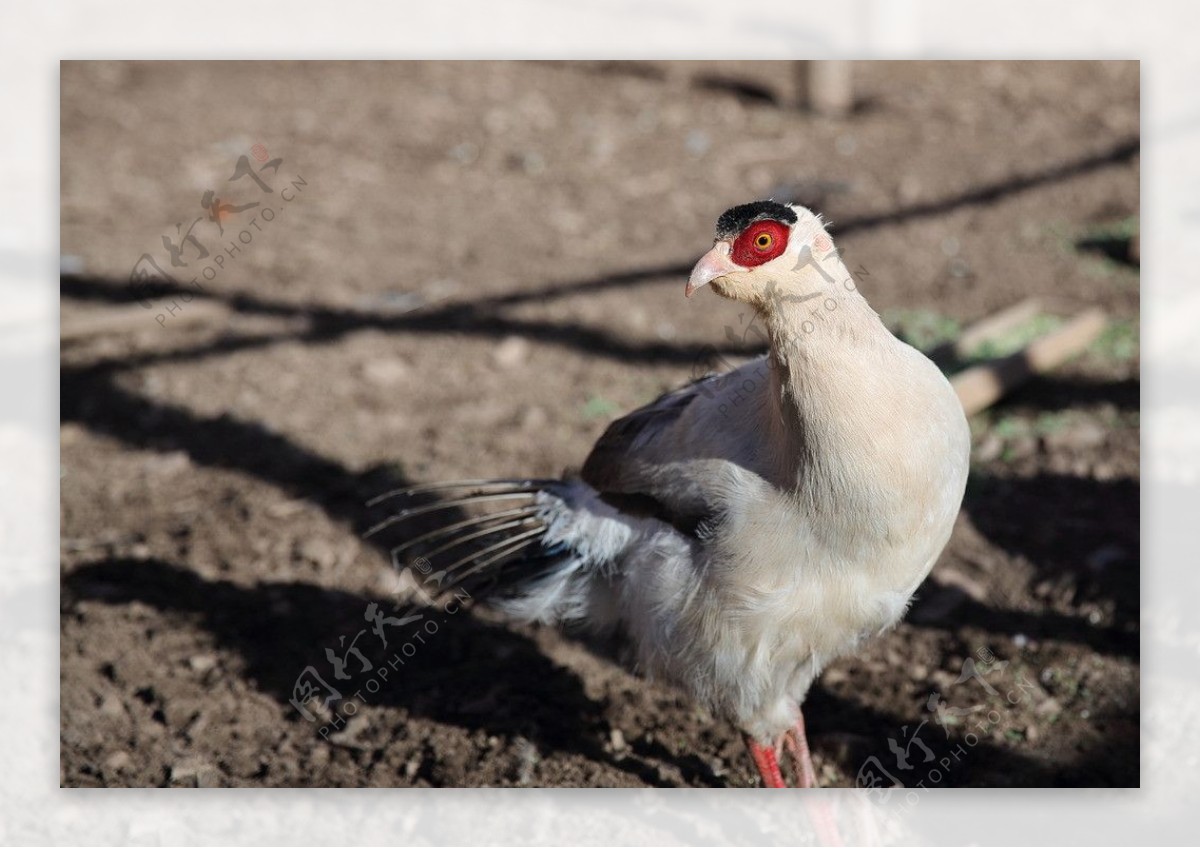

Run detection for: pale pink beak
[[686, 241, 738, 298]]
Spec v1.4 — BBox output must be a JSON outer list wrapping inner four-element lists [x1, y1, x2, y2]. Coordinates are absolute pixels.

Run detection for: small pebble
[[492, 335, 530, 369], [188, 653, 217, 673], [296, 537, 337, 570], [609, 728, 626, 752], [98, 693, 126, 718], [170, 756, 217, 787], [1036, 695, 1065, 714]]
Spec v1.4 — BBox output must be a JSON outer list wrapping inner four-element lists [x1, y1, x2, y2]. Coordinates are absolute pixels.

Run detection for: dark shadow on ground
[[908, 575, 1137, 661], [63, 557, 722, 787], [64, 556, 1119, 787], [805, 684, 1136, 787], [999, 375, 1140, 412], [964, 472, 1139, 634]]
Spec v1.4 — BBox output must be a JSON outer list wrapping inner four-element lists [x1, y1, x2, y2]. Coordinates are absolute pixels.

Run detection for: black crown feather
[[714, 200, 798, 240]]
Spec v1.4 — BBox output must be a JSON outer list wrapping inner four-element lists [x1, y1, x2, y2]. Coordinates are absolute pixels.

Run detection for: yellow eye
[[755, 232, 773, 250]]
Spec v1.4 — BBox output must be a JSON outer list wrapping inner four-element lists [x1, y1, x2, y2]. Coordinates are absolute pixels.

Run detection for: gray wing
[[581, 357, 772, 537]]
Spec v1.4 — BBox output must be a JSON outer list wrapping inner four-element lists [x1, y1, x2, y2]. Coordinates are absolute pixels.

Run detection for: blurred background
[[59, 60, 1138, 789]]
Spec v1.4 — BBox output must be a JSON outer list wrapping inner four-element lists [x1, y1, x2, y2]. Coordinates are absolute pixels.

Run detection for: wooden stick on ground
[[950, 307, 1108, 416], [929, 297, 1043, 366]]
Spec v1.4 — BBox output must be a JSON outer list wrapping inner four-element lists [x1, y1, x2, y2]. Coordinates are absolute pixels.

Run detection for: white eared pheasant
[[374, 200, 971, 787]]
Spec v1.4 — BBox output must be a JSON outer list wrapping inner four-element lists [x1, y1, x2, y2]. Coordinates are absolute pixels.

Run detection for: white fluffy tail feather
[[490, 480, 637, 625]]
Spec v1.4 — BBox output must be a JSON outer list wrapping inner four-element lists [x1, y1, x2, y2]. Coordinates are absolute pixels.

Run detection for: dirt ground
[[59, 60, 1139, 788]]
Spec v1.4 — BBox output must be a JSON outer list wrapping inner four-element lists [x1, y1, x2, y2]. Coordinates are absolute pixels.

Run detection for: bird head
[[686, 200, 847, 311]]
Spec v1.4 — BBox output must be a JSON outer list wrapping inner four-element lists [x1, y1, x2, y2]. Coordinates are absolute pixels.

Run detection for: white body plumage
[[494, 206, 971, 742]]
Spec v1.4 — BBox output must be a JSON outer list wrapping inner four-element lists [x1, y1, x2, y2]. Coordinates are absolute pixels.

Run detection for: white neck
[[757, 279, 906, 548]]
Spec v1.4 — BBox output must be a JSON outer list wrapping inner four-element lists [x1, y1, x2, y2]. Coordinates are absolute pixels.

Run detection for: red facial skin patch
[[731, 220, 790, 267]]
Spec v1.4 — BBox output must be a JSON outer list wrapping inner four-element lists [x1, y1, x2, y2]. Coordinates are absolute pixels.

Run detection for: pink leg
[[744, 735, 787, 788], [783, 712, 818, 788]]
